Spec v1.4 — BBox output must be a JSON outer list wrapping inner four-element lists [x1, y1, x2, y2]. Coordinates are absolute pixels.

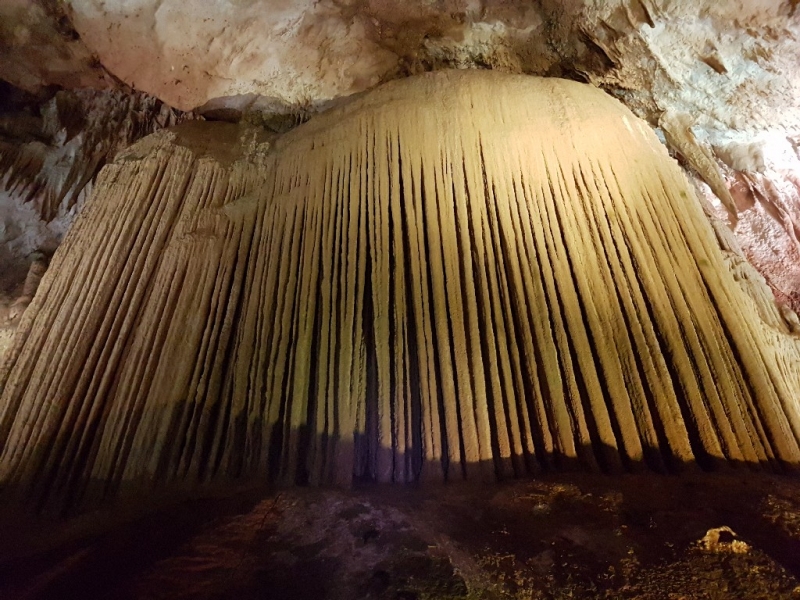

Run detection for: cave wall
[[0, 88, 189, 255], [2, 73, 799, 511], [2, 1, 799, 316], [0, 84, 191, 360]]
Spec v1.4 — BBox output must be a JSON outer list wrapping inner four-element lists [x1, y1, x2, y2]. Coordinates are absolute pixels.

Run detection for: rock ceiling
[[2, 1, 798, 128]]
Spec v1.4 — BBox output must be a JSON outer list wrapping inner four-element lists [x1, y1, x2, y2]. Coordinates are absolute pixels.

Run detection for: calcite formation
[[0, 88, 190, 261], [4, 1, 800, 316], [1, 71, 800, 510]]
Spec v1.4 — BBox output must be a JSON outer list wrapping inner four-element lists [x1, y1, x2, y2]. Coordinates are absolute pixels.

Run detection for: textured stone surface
[[0, 85, 191, 366], [0, 88, 189, 258], [0, 0, 118, 94], [718, 138, 800, 313], [3, 474, 800, 599], [2, 1, 800, 309], [2, 72, 799, 511], [4, 2, 797, 128]]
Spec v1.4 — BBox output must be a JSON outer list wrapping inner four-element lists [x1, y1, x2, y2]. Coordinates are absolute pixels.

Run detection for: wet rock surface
[[2, 473, 800, 599]]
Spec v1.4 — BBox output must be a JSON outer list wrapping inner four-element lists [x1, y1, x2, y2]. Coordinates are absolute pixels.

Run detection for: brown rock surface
[[3, 473, 800, 598], [3, 1, 800, 310], [1, 72, 799, 511]]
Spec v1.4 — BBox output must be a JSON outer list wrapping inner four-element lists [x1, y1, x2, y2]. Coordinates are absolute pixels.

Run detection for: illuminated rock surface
[[3, 1, 800, 316], [1, 71, 800, 510]]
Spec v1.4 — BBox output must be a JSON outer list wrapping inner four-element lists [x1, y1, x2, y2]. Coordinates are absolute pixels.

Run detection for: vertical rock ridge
[[1, 71, 799, 512]]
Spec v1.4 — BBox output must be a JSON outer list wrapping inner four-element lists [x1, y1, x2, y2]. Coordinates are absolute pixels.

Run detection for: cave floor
[[2, 472, 800, 599]]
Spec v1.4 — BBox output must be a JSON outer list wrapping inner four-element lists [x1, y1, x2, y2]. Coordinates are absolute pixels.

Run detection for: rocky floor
[[2, 472, 800, 599]]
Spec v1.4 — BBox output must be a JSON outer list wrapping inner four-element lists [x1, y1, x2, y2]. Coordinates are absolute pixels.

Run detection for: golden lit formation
[[2, 72, 799, 509]]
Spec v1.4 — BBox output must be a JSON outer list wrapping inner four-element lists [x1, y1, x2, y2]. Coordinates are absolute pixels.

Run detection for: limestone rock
[[4, 2, 800, 313], [0, 87, 191, 260], [1, 71, 799, 511], [0, 0, 118, 95]]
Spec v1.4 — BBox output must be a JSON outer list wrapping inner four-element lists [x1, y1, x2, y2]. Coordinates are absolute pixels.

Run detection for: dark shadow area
[[0, 483, 269, 600], [1, 437, 800, 599]]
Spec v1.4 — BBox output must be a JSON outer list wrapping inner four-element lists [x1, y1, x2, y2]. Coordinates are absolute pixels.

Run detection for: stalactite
[[659, 110, 738, 224], [0, 88, 190, 229], [1, 71, 799, 511]]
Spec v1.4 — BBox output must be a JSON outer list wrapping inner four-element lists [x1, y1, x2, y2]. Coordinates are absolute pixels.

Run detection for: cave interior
[[1, 1, 800, 598]]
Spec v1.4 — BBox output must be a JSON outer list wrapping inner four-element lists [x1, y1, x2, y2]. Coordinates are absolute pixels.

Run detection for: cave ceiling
[[1, 1, 797, 131]]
